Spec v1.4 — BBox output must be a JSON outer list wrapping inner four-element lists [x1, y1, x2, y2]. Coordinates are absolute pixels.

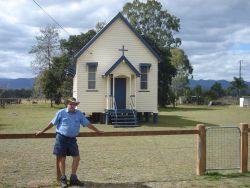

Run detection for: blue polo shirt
[[51, 108, 90, 137]]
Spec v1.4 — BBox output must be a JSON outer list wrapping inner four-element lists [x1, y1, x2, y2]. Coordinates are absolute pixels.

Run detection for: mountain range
[[0, 78, 35, 89], [189, 79, 250, 91], [0, 78, 250, 90]]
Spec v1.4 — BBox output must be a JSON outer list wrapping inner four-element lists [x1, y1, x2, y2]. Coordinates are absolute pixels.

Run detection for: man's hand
[[87, 124, 104, 134], [35, 123, 53, 136], [35, 130, 43, 136]]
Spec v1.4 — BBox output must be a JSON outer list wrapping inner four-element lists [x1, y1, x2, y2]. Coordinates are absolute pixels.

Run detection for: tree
[[170, 48, 192, 75], [40, 69, 60, 106], [40, 54, 73, 106], [30, 25, 96, 107], [30, 25, 60, 74], [170, 48, 193, 105], [52, 54, 72, 100], [29, 25, 60, 107], [230, 77, 248, 100], [58, 30, 97, 99], [210, 82, 225, 99], [122, 0, 181, 107], [95, 21, 106, 32], [32, 75, 44, 99], [193, 85, 202, 104], [122, 0, 181, 47], [60, 30, 96, 58]]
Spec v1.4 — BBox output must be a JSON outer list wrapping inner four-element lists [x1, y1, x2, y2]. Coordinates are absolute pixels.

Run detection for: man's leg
[[70, 156, 84, 186], [58, 156, 67, 188], [58, 156, 66, 176], [71, 156, 80, 175]]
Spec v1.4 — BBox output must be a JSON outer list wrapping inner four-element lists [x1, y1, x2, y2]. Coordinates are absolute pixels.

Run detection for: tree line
[[176, 77, 249, 106], [0, 89, 32, 98]]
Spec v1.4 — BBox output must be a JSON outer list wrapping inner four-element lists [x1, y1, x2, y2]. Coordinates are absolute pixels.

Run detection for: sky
[[0, 0, 250, 81]]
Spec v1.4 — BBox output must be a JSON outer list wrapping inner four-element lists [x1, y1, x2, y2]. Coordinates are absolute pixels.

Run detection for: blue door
[[115, 78, 126, 109]]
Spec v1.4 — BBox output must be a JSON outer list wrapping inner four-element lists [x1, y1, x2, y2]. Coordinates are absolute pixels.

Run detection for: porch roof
[[104, 55, 140, 77]]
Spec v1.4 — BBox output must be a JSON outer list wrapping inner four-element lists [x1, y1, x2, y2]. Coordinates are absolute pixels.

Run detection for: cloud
[[0, 50, 34, 78], [0, 0, 250, 82], [163, 0, 250, 81]]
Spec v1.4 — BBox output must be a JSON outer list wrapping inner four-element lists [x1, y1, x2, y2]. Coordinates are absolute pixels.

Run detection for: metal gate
[[205, 126, 241, 172]]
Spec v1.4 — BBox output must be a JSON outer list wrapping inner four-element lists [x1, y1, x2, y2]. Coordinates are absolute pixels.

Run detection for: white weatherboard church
[[73, 12, 161, 126]]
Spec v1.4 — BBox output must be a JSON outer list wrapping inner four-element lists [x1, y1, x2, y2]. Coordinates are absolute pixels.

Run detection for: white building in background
[[240, 96, 250, 107]]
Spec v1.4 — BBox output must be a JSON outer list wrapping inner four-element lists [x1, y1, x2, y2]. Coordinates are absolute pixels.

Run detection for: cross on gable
[[118, 45, 128, 56]]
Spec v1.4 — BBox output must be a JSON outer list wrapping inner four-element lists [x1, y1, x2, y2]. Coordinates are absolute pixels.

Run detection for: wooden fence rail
[[0, 130, 199, 139]]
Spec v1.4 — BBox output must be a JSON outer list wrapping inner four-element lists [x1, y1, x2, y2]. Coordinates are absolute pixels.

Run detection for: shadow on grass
[[159, 106, 219, 112], [140, 115, 218, 128], [77, 181, 150, 188], [47, 181, 150, 188]]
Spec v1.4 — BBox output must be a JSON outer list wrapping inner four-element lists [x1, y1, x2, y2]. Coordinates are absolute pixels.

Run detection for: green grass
[[0, 102, 250, 187], [159, 104, 250, 127], [1, 102, 250, 132], [0, 102, 64, 133], [205, 171, 250, 181]]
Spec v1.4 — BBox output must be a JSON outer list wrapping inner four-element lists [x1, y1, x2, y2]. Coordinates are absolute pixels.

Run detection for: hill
[[188, 79, 250, 90], [0, 78, 249, 91], [0, 78, 35, 89], [188, 79, 230, 90]]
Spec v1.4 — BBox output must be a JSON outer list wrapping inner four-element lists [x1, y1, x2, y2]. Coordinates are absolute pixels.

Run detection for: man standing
[[36, 97, 103, 187]]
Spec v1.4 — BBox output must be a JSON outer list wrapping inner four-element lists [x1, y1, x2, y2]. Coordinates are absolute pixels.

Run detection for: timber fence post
[[239, 123, 248, 173], [196, 124, 206, 175]]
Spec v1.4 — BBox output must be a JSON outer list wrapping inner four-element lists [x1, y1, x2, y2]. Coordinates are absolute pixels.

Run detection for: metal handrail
[[113, 96, 118, 124], [130, 95, 135, 109], [130, 103, 136, 120], [129, 95, 136, 121]]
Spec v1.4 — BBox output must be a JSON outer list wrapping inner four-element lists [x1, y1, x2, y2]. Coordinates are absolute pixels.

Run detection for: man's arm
[[87, 123, 104, 133], [36, 122, 54, 135]]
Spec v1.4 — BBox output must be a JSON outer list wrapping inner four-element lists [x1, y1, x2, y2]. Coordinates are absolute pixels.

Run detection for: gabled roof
[[74, 12, 161, 62], [104, 55, 140, 77]]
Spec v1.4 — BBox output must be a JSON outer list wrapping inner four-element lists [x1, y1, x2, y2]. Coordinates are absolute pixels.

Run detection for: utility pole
[[239, 60, 242, 79], [238, 60, 243, 99]]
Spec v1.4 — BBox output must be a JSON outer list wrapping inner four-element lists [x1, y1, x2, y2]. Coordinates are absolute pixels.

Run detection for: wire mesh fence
[[205, 126, 241, 172]]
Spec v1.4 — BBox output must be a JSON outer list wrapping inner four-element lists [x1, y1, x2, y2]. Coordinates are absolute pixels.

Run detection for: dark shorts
[[53, 133, 79, 157]]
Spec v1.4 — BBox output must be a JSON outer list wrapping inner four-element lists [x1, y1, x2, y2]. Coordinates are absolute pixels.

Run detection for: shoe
[[60, 175, 68, 188], [70, 178, 85, 186]]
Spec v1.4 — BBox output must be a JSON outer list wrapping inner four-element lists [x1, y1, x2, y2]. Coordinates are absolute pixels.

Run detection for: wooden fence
[[0, 124, 249, 182], [0, 98, 21, 108]]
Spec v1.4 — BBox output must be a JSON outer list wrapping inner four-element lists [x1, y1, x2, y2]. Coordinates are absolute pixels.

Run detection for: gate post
[[196, 124, 206, 175], [239, 123, 248, 173]]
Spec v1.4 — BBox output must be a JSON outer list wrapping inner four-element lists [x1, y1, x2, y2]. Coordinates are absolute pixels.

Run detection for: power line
[[32, 0, 93, 55], [32, 0, 71, 36]]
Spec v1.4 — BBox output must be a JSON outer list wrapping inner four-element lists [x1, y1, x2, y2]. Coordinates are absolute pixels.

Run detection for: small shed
[[73, 12, 161, 126], [240, 96, 250, 107]]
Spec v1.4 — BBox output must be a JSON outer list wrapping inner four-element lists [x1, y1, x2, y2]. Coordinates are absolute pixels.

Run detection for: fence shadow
[[159, 106, 219, 112]]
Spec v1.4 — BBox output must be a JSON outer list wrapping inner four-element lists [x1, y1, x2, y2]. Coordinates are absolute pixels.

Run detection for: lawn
[[0, 102, 250, 187]]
